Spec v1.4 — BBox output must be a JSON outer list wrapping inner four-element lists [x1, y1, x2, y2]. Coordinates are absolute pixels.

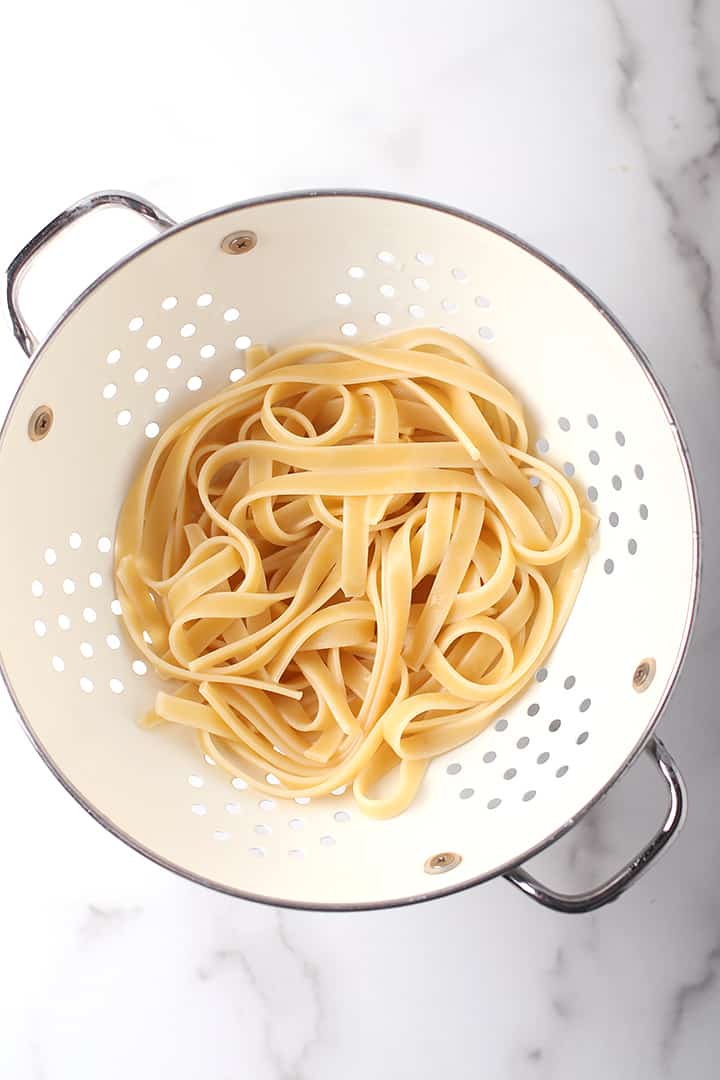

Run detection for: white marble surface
[[1, 1, 719, 1076]]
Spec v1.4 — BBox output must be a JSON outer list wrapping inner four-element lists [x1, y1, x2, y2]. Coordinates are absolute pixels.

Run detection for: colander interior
[[0, 194, 697, 908]]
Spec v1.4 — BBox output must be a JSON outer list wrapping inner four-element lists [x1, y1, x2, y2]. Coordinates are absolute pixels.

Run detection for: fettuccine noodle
[[115, 329, 593, 818]]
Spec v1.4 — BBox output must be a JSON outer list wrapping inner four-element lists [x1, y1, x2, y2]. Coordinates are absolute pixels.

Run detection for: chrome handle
[[504, 736, 686, 913], [5, 189, 176, 357]]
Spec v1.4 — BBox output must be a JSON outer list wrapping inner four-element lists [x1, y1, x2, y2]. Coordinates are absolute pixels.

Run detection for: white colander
[[0, 190, 700, 913]]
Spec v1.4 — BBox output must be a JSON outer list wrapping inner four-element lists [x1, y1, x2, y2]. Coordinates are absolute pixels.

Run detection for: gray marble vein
[[663, 940, 720, 1061], [608, 0, 720, 366]]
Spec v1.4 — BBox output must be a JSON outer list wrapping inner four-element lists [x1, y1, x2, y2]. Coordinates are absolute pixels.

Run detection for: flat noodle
[[115, 329, 594, 818]]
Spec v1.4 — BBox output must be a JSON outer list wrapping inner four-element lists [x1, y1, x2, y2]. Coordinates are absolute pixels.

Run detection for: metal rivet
[[221, 230, 257, 255], [633, 658, 656, 693], [29, 405, 53, 441], [424, 851, 462, 875]]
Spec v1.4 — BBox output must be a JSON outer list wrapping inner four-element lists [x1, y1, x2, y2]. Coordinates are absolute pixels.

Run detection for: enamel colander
[[0, 189, 700, 913]]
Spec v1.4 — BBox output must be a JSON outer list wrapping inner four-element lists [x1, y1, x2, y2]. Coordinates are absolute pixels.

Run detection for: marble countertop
[[1, 1, 719, 1076]]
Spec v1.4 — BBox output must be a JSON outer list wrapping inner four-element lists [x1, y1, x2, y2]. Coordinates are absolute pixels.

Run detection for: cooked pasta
[[115, 328, 593, 818]]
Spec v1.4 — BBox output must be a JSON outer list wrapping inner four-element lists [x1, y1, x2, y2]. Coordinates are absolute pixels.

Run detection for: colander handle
[[6, 189, 176, 357], [504, 736, 686, 913]]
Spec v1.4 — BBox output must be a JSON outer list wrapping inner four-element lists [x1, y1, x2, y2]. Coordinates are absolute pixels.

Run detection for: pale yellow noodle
[[115, 329, 593, 819]]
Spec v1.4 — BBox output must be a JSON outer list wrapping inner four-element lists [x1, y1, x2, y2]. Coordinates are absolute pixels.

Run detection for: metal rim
[[0, 188, 702, 912]]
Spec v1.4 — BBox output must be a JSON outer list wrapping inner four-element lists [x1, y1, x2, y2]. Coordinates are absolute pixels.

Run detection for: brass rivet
[[424, 851, 462, 875], [29, 405, 53, 441], [221, 230, 257, 255], [633, 658, 656, 693]]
